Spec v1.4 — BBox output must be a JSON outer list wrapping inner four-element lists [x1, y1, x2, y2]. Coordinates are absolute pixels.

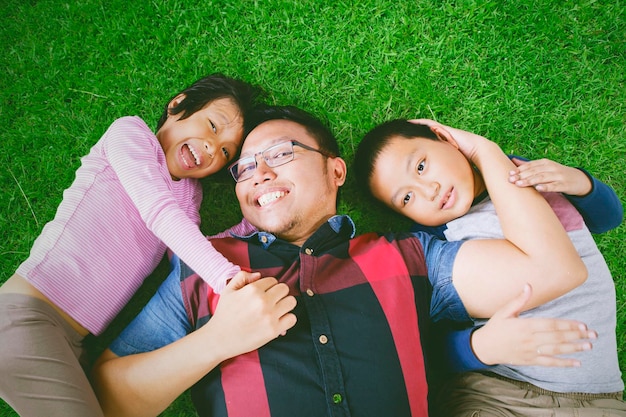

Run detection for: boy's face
[[157, 97, 244, 180], [370, 136, 479, 226]]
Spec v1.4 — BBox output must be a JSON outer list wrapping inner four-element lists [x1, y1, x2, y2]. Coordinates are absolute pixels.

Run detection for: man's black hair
[[246, 105, 340, 157]]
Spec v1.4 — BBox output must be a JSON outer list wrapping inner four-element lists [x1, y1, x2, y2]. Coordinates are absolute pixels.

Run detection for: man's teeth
[[258, 191, 285, 207]]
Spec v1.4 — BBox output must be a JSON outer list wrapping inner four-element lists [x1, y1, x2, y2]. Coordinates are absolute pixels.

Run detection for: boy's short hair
[[247, 105, 341, 157], [156, 73, 264, 132], [353, 119, 438, 197]]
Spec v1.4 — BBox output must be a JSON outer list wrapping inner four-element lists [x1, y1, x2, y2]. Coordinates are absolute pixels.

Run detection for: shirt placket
[[299, 246, 351, 417]]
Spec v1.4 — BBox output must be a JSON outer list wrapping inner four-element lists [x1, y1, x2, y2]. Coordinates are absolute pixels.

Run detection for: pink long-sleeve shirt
[[17, 116, 241, 335]]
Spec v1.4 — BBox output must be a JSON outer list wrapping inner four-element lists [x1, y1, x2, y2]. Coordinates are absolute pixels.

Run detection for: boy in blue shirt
[[354, 118, 625, 415]]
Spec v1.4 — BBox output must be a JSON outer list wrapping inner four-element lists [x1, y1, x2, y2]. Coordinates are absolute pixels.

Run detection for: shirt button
[[306, 289, 314, 297], [260, 235, 268, 244], [332, 393, 343, 404], [319, 335, 328, 344], [304, 247, 313, 255]]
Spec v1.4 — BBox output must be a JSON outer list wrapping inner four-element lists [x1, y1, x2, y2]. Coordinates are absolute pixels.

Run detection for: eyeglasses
[[229, 140, 331, 182]]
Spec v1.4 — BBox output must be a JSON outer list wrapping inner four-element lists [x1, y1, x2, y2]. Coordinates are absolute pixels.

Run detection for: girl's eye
[[402, 191, 413, 206], [210, 120, 217, 133], [416, 160, 425, 174], [222, 147, 230, 159]]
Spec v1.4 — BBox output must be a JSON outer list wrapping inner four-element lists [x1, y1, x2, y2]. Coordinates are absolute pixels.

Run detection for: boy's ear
[[430, 125, 460, 150]]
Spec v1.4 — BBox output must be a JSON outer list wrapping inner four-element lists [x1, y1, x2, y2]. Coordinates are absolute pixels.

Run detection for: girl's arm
[[104, 117, 240, 292], [510, 157, 623, 233], [209, 217, 258, 239]]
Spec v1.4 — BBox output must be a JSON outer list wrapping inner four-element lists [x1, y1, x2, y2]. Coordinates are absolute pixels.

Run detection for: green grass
[[1, 0, 624, 415]]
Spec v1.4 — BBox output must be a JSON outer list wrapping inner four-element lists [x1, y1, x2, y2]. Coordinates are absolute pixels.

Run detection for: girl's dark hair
[[353, 119, 437, 198], [156, 73, 264, 132], [246, 105, 340, 157]]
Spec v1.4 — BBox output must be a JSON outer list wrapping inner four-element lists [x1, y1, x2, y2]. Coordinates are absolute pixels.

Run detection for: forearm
[[566, 169, 624, 233], [93, 329, 225, 417]]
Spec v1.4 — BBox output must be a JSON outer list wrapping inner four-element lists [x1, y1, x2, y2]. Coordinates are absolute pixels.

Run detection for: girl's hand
[[509, 158, 592, 196]]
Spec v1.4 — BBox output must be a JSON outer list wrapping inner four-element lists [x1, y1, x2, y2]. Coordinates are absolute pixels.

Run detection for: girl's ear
[[430, 125, 460, 150], [167, 94, 186, 112]]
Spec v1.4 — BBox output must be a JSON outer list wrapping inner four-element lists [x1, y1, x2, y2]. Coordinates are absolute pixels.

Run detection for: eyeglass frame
[[228, 140, 332, 182]]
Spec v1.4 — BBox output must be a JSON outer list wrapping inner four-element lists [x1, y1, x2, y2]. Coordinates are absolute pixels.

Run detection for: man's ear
[[430, 125, 460, 150], [330, 157, 348, 187]]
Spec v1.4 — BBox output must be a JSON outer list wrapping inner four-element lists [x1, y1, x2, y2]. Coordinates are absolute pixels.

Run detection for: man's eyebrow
[[240, 136, 294, 157]]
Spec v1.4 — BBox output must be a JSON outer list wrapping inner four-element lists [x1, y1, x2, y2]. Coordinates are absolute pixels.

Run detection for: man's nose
[[252, 156, 276, 185]]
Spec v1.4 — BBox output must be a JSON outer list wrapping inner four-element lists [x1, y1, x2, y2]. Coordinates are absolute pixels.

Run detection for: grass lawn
[[1, 0, 624, 415]]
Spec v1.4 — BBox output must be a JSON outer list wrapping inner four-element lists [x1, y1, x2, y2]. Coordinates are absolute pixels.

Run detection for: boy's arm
[[445, 284, 596, 372], [417, 120, 587, 318], [510, 157, 623, 233], [92, 272, 297, 417], [565, 169, 623, 233]]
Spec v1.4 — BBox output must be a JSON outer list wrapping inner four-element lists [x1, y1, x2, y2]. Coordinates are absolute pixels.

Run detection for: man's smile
[[257, 190, 287, 207]]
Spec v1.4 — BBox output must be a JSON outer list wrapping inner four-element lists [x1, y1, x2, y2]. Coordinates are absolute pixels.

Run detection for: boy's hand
[[471, 284, 596, 367], [509, 158, 592, 196], [408, 118, 490, 161]]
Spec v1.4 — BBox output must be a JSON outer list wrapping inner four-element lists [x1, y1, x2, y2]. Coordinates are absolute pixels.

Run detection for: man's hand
[[471, 283, 596, 367], [205, 271, 298, 362], [509, 157, 592, 196]]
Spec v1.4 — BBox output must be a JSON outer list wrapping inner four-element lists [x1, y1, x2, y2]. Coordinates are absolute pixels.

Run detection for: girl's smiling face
[[157, 96, 244, 180], [370, 135, 481, 226]]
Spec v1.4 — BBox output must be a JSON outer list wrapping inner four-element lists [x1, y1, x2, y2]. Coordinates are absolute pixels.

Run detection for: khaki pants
[[431, 371, 626, 417], [0, 293, 104, 417]]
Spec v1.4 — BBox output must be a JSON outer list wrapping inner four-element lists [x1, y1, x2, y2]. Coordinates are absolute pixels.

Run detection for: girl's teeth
[[189, 145, 200, 165]]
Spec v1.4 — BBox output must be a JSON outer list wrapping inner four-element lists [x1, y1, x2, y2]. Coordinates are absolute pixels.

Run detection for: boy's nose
[[416, 181, 440, 201]]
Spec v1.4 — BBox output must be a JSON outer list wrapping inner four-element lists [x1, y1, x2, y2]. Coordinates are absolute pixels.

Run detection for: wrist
[[470, 140, 505, 170], [470, 326, 496, 366]]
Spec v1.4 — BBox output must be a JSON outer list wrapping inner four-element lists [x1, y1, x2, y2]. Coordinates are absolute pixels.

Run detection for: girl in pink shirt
[[0, 74, 260, 417]]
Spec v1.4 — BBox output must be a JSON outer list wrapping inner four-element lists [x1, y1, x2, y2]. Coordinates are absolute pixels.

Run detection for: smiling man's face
[[235, 119, 345, 246]]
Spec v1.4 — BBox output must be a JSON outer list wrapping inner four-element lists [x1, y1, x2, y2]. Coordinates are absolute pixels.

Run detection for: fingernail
[[578, 324, 587, 331], [588, 331, 597, 340]]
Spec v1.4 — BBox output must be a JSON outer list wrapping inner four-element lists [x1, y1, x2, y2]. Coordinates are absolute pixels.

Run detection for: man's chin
[[249, 216, 292, 236]]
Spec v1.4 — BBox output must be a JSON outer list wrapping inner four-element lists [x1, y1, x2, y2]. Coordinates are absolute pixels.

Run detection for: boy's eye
[[210, 120, 217, 133], [222, 147, 230, 159], [402, 191, 413, 206], [416, 160, 425, 174]]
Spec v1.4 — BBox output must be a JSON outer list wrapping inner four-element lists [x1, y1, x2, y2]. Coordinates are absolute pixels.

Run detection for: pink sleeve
[[103, 117, 240, 292], [209, 218, 258, 239]]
